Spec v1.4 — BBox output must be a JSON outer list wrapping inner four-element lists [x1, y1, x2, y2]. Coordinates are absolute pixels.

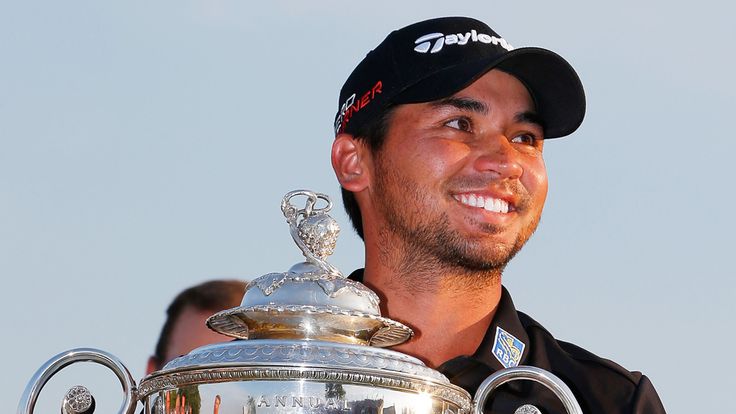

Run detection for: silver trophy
[[18, 190, 583, 414]]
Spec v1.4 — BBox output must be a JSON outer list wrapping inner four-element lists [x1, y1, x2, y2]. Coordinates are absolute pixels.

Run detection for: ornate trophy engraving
[[18, 190, 583, 414]]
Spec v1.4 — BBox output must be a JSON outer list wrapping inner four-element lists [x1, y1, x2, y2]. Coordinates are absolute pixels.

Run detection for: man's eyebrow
[[515, 111, 546, 131], [430, 97, 488, 115]]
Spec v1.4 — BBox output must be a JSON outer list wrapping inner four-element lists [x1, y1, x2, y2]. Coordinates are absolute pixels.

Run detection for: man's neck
[[362, 258, 503, 368]]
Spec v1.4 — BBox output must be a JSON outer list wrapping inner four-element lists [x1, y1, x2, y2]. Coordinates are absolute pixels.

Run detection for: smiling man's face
[[367, 69, 548, 272]]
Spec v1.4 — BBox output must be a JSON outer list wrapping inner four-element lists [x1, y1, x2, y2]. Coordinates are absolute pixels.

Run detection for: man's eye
[[445, 117, 472, 132], [510, 133, 538, 145]]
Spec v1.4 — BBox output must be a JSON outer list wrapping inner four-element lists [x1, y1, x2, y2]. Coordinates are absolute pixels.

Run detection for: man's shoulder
[[518, 310, 640, 382], [517, 311, 666, 413]]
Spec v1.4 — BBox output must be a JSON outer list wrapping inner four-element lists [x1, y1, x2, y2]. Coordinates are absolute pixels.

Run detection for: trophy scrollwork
[[281, 189, 341, 276]]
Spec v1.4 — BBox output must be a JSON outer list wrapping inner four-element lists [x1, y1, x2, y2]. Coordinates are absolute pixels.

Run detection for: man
[[330, 17, 665, 413], [146, 279, 246, 373]]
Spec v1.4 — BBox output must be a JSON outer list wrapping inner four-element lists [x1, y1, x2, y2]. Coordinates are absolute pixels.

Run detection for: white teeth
[[468, 194, 477, 207], [455, 194, 510, 213]]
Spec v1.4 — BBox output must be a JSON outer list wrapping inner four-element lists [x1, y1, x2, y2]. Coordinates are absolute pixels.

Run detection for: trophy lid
[[207, 190, 413, 347]]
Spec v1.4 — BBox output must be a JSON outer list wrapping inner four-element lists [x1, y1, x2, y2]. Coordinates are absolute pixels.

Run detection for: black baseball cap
[[334, 16, 585, 139]]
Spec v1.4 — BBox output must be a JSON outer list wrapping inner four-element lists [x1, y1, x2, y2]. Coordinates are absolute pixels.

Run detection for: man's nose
[[471, 135, 523, 179]]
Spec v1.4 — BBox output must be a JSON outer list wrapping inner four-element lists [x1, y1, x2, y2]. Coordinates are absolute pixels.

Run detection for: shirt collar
[[346, 269, 530, 370], [473, 285, 530, 371]]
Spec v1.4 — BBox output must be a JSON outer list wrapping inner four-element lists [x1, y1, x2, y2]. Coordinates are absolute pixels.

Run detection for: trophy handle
[[17, 348, 137, 414], [472, 365, 583, 414]]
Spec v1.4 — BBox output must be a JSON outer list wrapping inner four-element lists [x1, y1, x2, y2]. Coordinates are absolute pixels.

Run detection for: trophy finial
[[281, 190, 341, 276]]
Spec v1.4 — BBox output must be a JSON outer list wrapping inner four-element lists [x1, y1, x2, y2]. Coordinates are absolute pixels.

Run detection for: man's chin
[[438, 242, 520, 273]]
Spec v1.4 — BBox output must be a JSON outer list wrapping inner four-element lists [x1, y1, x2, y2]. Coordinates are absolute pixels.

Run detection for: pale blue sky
[[3, 1, 734, 413]]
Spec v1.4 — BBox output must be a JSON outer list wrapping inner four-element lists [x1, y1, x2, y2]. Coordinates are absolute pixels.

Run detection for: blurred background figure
[[146, 279, 247, 374]]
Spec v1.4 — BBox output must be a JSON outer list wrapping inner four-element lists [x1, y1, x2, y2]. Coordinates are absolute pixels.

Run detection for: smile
[[453, 193, 510, 213]]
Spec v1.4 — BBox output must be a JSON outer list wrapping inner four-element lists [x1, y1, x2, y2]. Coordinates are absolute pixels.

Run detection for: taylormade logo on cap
[[414, 30, 514, 54]]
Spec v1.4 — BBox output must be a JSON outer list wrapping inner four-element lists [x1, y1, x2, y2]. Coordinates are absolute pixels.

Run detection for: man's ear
[[331, 133, 371, 192]]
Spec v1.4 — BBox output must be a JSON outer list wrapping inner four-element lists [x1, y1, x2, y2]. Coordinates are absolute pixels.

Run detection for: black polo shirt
[[348, 269, 666, 413]]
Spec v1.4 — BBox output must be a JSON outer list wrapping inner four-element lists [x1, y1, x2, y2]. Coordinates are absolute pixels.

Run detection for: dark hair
[[152, 279, 246, 368], [340, 107, 396, 239]]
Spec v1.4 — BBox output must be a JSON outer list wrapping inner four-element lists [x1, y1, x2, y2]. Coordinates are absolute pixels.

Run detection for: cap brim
[[393, 47, 585, 138]]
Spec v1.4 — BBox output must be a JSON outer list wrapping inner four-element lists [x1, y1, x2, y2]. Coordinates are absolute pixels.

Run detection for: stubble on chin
[[372, 185, 505, 294], [371, 160, 541, 294], [377, 211, 506, 294]]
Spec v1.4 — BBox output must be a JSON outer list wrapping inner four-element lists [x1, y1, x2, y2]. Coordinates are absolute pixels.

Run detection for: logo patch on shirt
[[492, 326, 525, 368]]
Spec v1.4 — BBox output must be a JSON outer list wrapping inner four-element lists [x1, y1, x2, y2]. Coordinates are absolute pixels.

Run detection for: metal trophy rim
[[149, 338, 449, 383], [137, 364, 471, 411], [207, 304, 413, 347]]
